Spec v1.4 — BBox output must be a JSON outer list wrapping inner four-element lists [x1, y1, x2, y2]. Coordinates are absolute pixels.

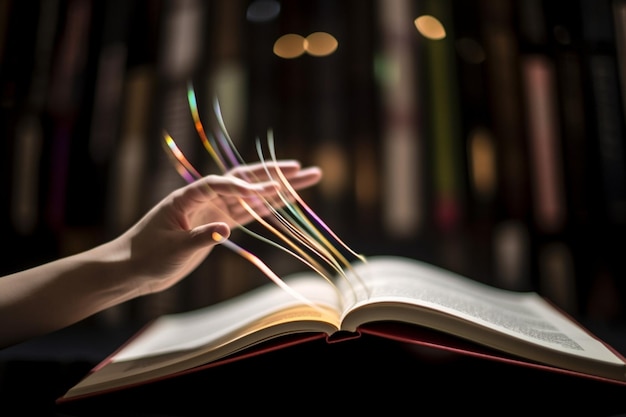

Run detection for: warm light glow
[[468, 127, 496, 199], [312, 141, 348, 197], [354, 143, 378, 207], [304, 32, 338, 57], [414, 15, 446, 40], [274, 32, 338, 59], [273, 34, 306, 59]]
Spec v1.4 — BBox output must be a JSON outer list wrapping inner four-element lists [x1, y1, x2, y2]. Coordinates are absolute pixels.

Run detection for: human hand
[[118, 160, 322, 294]]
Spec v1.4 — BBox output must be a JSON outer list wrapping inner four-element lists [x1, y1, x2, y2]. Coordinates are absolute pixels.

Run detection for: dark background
[[1, 0, 626, 414], [2, 0, 625, 329]]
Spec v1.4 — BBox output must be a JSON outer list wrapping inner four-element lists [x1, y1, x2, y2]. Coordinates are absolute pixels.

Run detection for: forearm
[[0, 240, 138, 348], [0, 161, 322, 349]]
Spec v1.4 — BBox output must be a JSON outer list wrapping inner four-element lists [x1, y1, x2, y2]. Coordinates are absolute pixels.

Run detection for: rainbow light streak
[[187, 84, 228, 172], [219, 238, 324, 311], [255, 139, 348, 275], [187, 83, 245, 172], [184, 84, 342, 280], [162, 137, 332, 301], [264, 132, 367, 279], [163, 133, 201, 183], [256, 136, 367, 295], [163, 82, 366, 303], [211, 96, 247, 169], [233, 193, 337, 285], [164, 129, 336, 298]]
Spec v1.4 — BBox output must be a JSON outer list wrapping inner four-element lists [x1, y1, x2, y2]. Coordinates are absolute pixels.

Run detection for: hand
[[0, 159, 322, 348], [119, 160, 323, 294]]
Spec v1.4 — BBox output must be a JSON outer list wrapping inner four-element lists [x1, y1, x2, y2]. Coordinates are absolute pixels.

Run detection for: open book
[[58, 255, 626, 402]]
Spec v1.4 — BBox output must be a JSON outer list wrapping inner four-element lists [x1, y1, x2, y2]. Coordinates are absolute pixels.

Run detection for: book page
[[340, 256, 624, 365], [114, 274, 341, 361]]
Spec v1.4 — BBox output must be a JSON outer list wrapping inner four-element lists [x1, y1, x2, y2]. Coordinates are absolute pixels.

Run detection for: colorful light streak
[[163, 83, 367, 304]]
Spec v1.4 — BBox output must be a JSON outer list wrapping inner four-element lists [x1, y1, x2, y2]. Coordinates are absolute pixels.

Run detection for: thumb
[[189, 222, 231, 248]]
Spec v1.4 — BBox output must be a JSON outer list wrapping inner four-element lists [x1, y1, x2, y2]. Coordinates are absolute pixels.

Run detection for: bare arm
[[0, 160, 322, 349]]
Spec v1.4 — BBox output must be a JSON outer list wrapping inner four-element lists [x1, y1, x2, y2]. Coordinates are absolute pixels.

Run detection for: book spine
[[346, 0, 381, 241], [480, 0, 533, 290], [520, 55, 567, 235], [45, 0, 94, 234], [421, 0, 465, 236], [377, 0, 423, 239], [454, 0, 496, 225], [585, 47, 626, 228], [578, 0, 626, 320], [415, 0, 473, 275], [540, 0, 589, 313], [518, 0, 575, 309], [481, 0, 531, 223], [10, 0, 60, 236], [614, 0, 626, 124]]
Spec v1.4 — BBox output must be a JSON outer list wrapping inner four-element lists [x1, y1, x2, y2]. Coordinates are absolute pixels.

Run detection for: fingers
[[227, 160, 302, 181], [280, 166, 322, 190], [177, 161, 321, 224], [225, 180, 312, 224], [206, 162, 321, 196], [204, 174, 280, 197], [228, 163, 322, 191]]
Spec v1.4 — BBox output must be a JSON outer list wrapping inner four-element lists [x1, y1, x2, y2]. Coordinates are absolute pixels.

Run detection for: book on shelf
[[418, 0, 466, 236], [581, 0, 626, 228], [58, 254, 626, 403]]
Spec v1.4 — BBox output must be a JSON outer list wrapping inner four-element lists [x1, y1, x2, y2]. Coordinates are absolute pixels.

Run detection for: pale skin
[[0, 160, 322, 349]]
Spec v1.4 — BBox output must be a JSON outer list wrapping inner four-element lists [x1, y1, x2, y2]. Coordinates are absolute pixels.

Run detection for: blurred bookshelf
[[1, 0, 625, 328]]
